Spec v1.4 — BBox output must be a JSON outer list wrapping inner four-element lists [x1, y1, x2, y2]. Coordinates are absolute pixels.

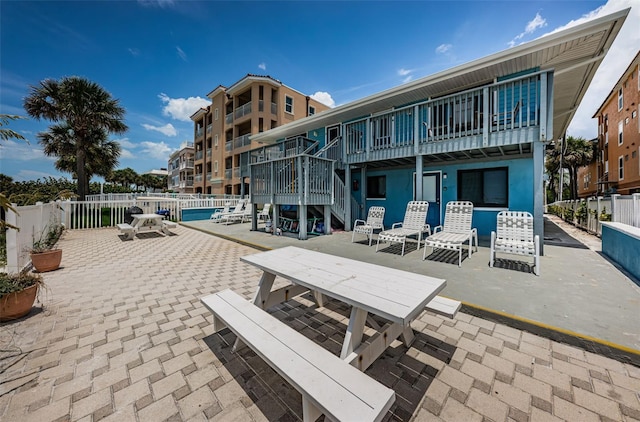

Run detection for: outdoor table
[[241, 246, 446, 371], [130, 213, 166, 234]]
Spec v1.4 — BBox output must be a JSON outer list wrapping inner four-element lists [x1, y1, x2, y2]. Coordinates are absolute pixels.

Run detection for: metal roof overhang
[[251, 9, 629, 145]]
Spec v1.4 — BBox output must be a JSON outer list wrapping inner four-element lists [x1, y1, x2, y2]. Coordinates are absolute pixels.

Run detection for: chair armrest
[[423, 224, 431, 237], [353, 219, 366, 226], [391, 222, 403, 229], [433, 225, 443, 233]]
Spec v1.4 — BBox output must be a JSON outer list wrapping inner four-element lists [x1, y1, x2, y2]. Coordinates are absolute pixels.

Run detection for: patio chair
[[376, 201, 430, 256], [423, 201, 477, 266], [210, 202, 231, 222], [212, 200, 244, 223], [258, 203, 272, 224], [490, 210, 540, 275], [221, 201, 251, 225], [352, 206, 385, 246]]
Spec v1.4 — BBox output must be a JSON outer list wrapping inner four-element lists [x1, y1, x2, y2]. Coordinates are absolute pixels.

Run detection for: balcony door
[[414, 171, 441, 228]]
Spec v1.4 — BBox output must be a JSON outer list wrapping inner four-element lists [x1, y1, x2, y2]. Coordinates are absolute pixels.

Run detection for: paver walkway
[[1, 226, 639, 421]]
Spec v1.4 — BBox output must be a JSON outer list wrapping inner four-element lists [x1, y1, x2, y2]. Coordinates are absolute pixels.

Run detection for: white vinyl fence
[[547, 194, 640, 236], [4, 202, 63, 273]]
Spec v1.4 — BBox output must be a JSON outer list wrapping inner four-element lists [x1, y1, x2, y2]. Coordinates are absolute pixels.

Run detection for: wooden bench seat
[[426, 296, 461, 318], [201, 289, 395, 422], [116, 223, 136, 240]]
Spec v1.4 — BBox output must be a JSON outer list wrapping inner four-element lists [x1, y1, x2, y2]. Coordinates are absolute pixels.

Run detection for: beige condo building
[[189, 74, 330, 195]]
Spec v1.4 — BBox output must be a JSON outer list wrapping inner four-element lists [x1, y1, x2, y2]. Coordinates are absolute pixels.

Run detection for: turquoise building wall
[[353, 156, 534, 239]]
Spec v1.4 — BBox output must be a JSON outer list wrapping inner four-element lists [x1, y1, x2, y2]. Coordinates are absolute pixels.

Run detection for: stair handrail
[[314, 136, 342, 159]]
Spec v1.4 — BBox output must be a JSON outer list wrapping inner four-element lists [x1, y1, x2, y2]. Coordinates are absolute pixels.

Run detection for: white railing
[[5, 201, 62, 273], [546, 194, 640, 236]]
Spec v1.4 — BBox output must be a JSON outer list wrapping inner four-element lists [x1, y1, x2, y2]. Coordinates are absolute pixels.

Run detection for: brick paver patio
[[1, 226, 639, 421]]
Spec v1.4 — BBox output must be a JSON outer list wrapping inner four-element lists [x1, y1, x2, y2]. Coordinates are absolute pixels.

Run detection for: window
[[214, 161, 218, 173], [618, 121, 624, 145], [619, 156, 624, 180], [215, 108, 219, 120], [214, 134, 219, 146], [366, 175, 386, 199], [309, 105, 316, 116], [618, 88, 623, 111], [458, 167, 508, 208], [285, 95, 294, 114]]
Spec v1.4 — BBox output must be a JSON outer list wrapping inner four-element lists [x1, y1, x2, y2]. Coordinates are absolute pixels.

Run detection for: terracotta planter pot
[[31, 249, 62, 273], [0, 284, 39, 321]]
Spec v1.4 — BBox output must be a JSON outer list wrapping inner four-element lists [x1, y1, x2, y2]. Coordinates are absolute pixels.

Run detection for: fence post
[[610, 194, 620, 223], [633, 193, 640, 228], [6, 203, 19, 273]]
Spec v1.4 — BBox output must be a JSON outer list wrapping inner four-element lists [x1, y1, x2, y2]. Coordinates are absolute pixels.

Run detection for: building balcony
[[180, 160, 194, 169], [195, 150, 204, 161], [194, 174, 203, 182], [233, 134, 251, 149], [225, 112, 233, 125], [196, 127, 204, 138], [206, 149, 212, 158], [206, 124, 212, 135], [234, 101, 252, 120]]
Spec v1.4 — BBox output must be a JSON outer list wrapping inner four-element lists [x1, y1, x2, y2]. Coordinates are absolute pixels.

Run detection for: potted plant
[[0, 270, 43, 321], [29, 223, 64, 272]]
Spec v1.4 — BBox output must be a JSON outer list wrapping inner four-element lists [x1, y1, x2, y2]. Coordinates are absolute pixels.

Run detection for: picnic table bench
[[201, 289, 395, 422]]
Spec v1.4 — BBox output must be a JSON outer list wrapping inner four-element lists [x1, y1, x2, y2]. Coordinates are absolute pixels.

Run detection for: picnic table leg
[[312, 291, 326, 307], [302, 396, 322, 422], [401, 325, 415, 347], [340, 307, 367, 360], [252, 271, 276, 309]]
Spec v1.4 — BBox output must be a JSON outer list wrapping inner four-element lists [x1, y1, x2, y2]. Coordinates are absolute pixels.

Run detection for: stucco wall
[[354, 156, 535, 238]]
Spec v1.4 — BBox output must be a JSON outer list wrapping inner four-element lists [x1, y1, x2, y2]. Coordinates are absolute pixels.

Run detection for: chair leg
[[375, 237, 381, 252], [351, 230, 356, 243], [401, 239, 406, 256], [458, 248, 462, 267], [368, 230, 373, 247]]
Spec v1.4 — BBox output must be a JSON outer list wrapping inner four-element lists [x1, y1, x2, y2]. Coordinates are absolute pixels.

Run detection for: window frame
[[618, 88, 623, 111], [215, 108, 219, 120], [308, 105, 316, 116], [284, 95, 294, 114], [619, 156, 624, 181], [618, 121, 624, 145], [214, 134, 219, 147], [366, 175, 386, 200], [457, 166, 509, 208]]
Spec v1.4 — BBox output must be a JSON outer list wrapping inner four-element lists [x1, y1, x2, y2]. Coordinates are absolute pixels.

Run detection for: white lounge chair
[[423, 201, 477, 266], [210, 202, 231, 222], [212, 200, 244, 223], [352, 206, 385, 246], [222, 202, 251, 225], [490, 211, 540, 275], [376, 201, 430, 256], [258, 203, 272, 224]]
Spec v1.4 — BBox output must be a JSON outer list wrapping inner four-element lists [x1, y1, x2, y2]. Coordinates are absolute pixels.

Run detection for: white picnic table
[[241, 246, 446, 371]]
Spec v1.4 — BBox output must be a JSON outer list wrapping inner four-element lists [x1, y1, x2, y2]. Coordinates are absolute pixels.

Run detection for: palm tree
[[23, 77, 128, 200], [38, 124, 121, 191], [563, 136, 595, 200], [0, 115, 25, 230]]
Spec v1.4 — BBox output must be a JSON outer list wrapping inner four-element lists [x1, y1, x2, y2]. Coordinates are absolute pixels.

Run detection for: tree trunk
[[77, 146, 87, 201]]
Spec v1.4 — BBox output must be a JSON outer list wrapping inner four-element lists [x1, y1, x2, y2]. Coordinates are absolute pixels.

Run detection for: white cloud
[[508, 12, 547, 47], [14, 169, 62, 182], [139, 141, 174, 160], [398, 68, 411, 76], [128, 48, 140, 56], [176, 46, 187, 62], [310, 91, 335, 108], [435, 44, 452, 54], [258, 62, 266, 70], [158, 93, 210, 122], [116, 137, 136, 149], [398, 68, 414, 83], [142, 123, 177, 137], [564, 0, 639, 139], [0, 139, 50, 161]]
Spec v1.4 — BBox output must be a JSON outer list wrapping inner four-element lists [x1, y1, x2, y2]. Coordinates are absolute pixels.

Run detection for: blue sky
[[1, 0, 638, 182]]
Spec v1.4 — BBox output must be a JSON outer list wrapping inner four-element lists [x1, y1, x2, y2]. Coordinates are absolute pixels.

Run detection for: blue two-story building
[[245, 9, 629, 250]]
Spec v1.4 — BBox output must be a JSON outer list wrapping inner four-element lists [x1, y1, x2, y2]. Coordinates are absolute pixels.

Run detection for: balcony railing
[[259, 100, 264, 112], [225, 141, 232, 152], [233, 167, 240, 179], [224, 169, 232, 179], [194, 174, 203, 182], [206, 124, 212, 134], [225, 112, 233, 124], [343, 72, 545, 164], [250, 154, 334, 206], [233, 134, 252, 149], [196, 127, 204, 138], [271, 102, 277, 114], [234, 102, 252, 119], [180, 160, 194, 169], [195, 150, 204, 160], [206, 148, 212, 158]]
